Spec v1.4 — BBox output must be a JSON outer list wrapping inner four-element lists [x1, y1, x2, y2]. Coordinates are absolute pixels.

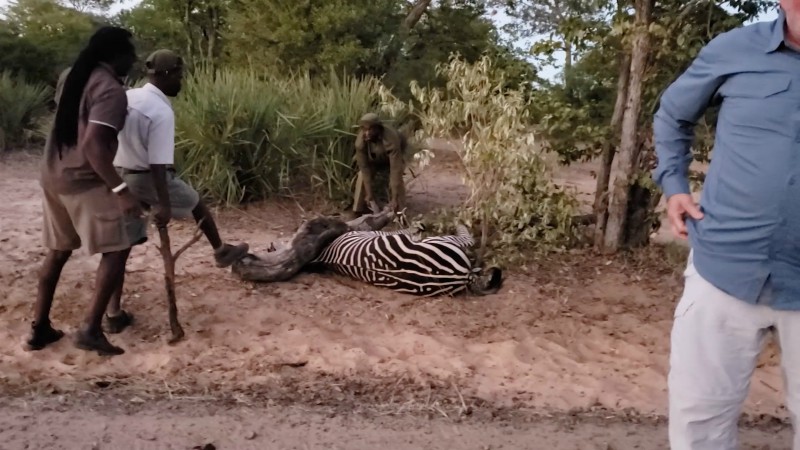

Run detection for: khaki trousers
[[669, 252, 800, 449]]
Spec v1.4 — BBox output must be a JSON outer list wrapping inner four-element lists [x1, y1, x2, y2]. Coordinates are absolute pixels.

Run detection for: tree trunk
[[231, 210, 395, 282], [206, 7, 217, 66], [205, 4, 223, 69], [183, 0, 195, 66], [404, 0, 433, 30], [564, 42, 573, 71], [382, 0, 433, 72], [592, 51, 631, 249], [624, 130, 662, 246], [601, 0, 654, 254]]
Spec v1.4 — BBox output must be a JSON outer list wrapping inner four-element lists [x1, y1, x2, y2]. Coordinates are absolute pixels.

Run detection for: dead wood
[[157, 221, 204, 344]]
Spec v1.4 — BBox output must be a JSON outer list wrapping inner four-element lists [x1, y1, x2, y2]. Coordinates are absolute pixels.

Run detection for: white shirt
[[114, 83, 175, 170]]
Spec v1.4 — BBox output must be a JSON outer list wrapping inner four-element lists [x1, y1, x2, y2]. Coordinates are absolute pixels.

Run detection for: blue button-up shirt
[[653, 10, 800, 310]]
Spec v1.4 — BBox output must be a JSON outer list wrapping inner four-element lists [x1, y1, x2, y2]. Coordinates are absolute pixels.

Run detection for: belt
[[117, 167, 176, 175]]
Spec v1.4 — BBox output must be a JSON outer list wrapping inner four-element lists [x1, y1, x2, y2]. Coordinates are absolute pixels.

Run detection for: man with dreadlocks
[[27, 26, 141, 356]]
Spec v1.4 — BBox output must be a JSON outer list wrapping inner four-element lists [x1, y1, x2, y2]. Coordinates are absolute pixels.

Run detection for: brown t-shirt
[[41, 63, 128, 194]]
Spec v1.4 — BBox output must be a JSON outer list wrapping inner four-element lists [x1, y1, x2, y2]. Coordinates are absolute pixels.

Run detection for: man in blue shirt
[[653, 3, 800, 448]]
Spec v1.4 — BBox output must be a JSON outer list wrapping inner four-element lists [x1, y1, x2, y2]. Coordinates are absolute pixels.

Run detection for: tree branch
[[156, 219, 205, 344]]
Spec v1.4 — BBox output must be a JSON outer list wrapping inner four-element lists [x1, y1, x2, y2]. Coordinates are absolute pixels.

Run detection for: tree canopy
[[0, 0, 782, 252]]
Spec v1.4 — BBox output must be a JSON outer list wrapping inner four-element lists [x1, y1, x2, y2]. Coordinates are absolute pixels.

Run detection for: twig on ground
[[431, 401, 449, 419], [453, 382, 467, 414]]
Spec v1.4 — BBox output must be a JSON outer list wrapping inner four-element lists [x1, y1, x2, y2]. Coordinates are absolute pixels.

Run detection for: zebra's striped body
[[310, 225, 493, 297]]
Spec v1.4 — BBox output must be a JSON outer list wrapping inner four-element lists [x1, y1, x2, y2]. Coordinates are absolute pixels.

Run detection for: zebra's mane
[[348, 223, 425, 241], [346, 223, 474, 249], [419, 224, 474, 249]]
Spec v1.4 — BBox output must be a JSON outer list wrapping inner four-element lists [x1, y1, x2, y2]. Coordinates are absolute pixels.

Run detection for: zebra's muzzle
[[468, 266, 503, 296]]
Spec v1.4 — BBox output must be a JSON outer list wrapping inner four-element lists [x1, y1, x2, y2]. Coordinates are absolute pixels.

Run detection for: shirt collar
[[766, 8, 788, 53], [97, 62, 123, 85], [143, 82, 172, 107]]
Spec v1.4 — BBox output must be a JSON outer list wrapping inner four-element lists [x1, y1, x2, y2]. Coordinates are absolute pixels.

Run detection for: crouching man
[[352, 113, 407, 215], [107, 49, 249, 332]]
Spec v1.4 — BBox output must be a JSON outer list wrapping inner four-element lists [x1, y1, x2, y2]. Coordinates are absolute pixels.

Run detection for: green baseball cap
[[358, 113, 382, 127], [145, 49, 183, 74]]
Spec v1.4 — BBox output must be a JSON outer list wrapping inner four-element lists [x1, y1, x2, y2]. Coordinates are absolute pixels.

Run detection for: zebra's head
[[467, 266, 503, 295]]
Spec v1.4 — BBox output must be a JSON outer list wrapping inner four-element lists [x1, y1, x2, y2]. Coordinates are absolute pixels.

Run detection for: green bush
[[379, 55, 579, 264], [0, 70, 52, 151], [172, 66, 382, 206]]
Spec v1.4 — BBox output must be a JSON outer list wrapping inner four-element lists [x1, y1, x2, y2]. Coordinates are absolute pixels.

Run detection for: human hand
[[153, 203, 172, 228], [118, 191, 144, 218], [368, 200, 381, 214], [667, 193, 704, 239]]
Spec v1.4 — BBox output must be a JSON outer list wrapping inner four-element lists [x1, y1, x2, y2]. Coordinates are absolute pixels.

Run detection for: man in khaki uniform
[[352, 113, 407, 214], [28, 26, 142, 356]]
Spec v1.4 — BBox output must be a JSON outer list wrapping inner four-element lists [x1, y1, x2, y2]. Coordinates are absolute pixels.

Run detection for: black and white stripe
[[310, 225, 480, 297]]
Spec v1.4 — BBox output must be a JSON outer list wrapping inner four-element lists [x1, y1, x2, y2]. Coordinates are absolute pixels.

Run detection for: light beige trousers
[[669, 252, 800, 449]]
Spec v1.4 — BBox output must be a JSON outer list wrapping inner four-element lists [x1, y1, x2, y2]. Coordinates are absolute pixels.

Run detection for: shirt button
[[791, 176, 797, 186]]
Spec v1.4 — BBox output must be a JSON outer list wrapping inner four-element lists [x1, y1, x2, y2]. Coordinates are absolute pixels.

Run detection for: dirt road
[[0, 395, 791, 450]]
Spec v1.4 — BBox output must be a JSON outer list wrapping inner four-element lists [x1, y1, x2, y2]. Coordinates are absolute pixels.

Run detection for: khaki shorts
[[118, 169, 200, 219], [42, 184, 148, 255]]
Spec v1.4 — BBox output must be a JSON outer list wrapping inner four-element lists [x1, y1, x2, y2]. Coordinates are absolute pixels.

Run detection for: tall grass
[[0, 71, 52, 152], [173, 66, 382, 206]]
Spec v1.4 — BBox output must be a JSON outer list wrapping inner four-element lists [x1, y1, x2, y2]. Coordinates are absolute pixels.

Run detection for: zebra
[[308, 223, 502, 297]]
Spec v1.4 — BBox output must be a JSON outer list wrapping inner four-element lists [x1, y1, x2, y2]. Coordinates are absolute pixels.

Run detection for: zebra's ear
[[455, 223, 472, 238]]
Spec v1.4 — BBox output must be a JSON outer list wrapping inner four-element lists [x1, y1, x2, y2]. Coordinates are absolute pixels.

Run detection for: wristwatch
[[112, 182, 128, 195]]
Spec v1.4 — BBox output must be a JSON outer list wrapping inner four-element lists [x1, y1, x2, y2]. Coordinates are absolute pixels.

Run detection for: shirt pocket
[[92, 209, 126, 250], [720, 73, 793, 133], [725, 72, 791, 98]]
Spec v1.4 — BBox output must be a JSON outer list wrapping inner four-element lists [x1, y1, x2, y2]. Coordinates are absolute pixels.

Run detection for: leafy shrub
[[379, 55, 580, 264], [172, 66, 382, 206], [0, 70, 52, 151]]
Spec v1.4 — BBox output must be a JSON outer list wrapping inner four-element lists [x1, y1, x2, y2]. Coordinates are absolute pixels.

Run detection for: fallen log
[[231, 208, 395, 283]]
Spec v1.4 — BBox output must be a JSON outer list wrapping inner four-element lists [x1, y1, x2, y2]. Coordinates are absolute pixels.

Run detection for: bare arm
[[384, 130, 406, 210], [146, 109, 176, 225], [82, 123, 142, 218], [149, 164, 171, 207], [82, 123, 126, 190], [355, 132, 375, 203]]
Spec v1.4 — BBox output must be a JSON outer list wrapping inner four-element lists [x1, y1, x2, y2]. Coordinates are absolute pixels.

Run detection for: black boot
[[23, 320, 65, 351]]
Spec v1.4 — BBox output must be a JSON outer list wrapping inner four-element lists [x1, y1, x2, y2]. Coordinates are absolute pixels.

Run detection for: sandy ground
[[0, 145, 793, 449]]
